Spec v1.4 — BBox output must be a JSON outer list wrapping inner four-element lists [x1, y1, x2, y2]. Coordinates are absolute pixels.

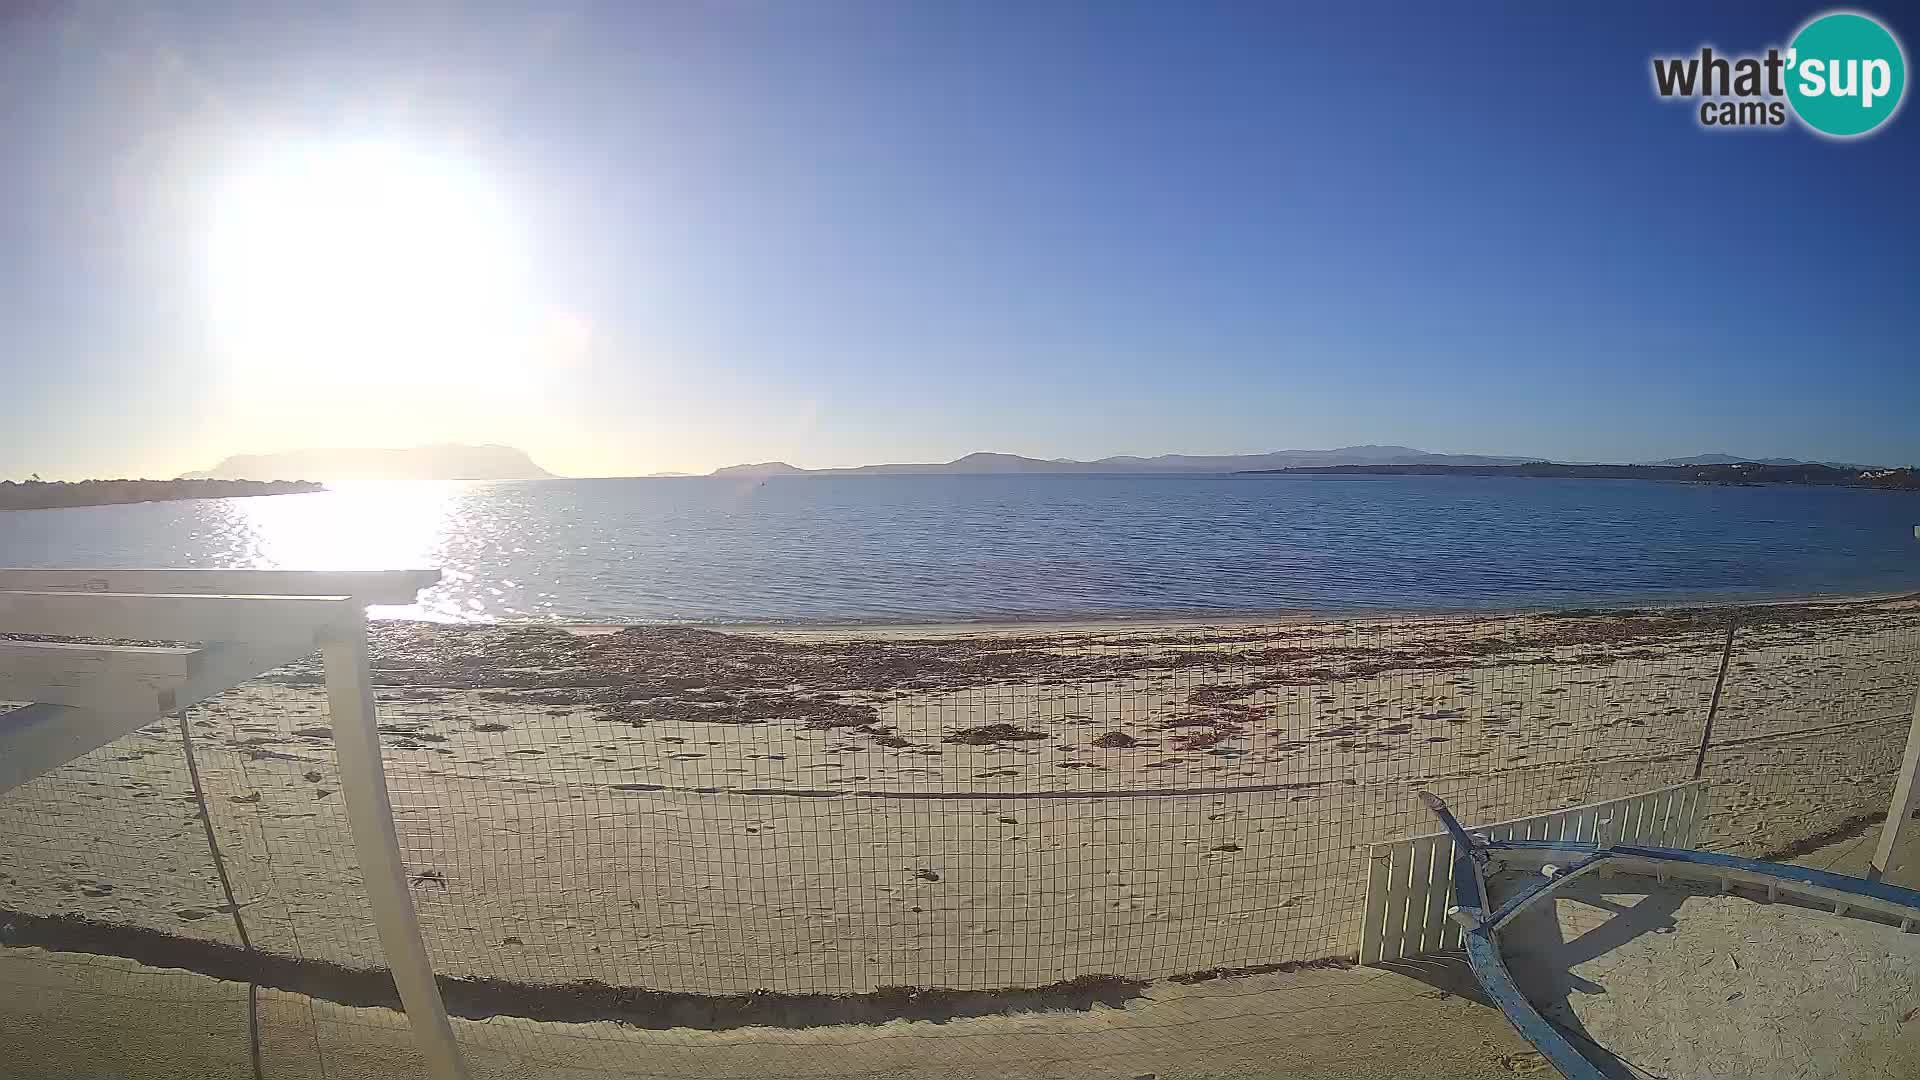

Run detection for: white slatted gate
[[1358, 781, 1710, 964]]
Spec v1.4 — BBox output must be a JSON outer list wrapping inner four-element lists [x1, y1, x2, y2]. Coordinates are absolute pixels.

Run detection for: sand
[[1498, 876, 1920, 1079], [2, 595, 1916, 1002], [0, 944, 1534, 1080]]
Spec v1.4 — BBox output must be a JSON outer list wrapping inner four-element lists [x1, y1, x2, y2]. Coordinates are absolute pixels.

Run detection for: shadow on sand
[[1, 908, 1148, 1029]]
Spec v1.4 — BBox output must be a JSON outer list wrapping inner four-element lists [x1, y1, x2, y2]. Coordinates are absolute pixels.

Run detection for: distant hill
[[1094, 445, 1537, 471], [708, 446, 1537, 477], [711, 461, 809, 477], [1242, 461, 1920, 491], [182, 444, 556, 482], [1, 478, 321, 511], [1643, 453, 1869, 469]]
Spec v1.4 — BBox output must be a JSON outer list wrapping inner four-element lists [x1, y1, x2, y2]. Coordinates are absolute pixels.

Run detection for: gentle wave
[[2, 474, 1918, 624]]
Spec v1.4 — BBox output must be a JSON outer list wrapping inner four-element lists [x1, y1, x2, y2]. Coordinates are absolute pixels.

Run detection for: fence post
[[1870, 684, 1920, 882], [322, 610, 468, 1080], [1869, 525, 1920, 881], [1692, 621, 1738, 781]]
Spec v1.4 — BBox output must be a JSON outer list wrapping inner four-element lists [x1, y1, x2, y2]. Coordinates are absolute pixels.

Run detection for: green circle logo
[[1787, 12, 1907, 137]]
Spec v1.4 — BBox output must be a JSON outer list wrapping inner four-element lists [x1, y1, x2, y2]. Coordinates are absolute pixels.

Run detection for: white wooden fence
[[1358, 781, 1710, 965]]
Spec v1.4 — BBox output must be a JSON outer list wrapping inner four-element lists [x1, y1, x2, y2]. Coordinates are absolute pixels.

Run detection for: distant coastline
[[0, 478, 322, 512], [1240, 461, 1920, 491], [704, 446, 1896, 479], [181, 443, 554, 482]]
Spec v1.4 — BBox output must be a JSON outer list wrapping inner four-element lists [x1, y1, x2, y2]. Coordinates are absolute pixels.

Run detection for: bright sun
[[207, 141, 529, 387]]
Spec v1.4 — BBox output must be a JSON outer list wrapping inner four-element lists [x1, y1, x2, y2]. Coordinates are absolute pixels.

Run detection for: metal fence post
[[1692, 621, 1738, 781]]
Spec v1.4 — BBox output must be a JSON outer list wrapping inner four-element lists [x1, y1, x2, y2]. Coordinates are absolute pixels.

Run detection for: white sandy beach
[[2, 595, 1915, 999]]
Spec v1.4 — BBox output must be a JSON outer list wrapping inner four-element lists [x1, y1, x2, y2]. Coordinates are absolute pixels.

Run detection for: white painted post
[[1870, 685, 1920, 882], [322, 609, 468, 1080], [1869, 526, 1920, 883]]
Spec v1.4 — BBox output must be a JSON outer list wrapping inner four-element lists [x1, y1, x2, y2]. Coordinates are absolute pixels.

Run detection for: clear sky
[[2, 1, 1916, 480]]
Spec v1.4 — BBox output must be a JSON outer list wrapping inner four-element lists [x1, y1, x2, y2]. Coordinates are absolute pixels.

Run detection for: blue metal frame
[[1416, 791, 1920, 1080]]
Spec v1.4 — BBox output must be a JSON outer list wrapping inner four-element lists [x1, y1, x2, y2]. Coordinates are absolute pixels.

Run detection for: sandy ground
[[1493, 821, 1920, 1080], [2, 596, 1916, 1000], [1508, 885, 1920, 1078], [3, 808, 1915, 1078], [0, 946, 1536, 1080]]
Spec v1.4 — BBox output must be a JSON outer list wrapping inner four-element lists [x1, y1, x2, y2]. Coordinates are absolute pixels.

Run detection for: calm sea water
[[3, 475, 1918, 624]]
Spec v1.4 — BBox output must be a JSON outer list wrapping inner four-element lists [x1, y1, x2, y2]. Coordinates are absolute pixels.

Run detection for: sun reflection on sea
[[223, 483, 483, 621]]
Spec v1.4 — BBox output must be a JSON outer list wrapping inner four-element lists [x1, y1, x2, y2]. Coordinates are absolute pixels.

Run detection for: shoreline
[[0, 478, 322, 512], [519, 586, 1920, 641]]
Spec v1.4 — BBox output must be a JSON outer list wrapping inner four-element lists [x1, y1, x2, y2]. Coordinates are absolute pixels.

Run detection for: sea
[[3, 474, 1918, 625]]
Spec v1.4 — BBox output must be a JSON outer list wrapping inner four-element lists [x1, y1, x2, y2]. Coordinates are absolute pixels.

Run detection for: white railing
[[0, 568, 465, 1080]]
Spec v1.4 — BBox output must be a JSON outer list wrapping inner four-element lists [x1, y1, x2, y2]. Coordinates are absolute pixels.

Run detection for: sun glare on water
[[206, 141, 531, 388], [221, 482, 494, 622]]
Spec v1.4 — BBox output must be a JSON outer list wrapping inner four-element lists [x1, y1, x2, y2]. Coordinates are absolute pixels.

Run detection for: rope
[[179, 710, 264, 1080]]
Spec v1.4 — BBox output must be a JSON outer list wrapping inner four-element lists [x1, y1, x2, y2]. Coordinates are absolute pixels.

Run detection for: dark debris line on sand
[[238, 596, 1917, 730], [944, 723, 1049, 745], [0, 909, 1147, 1030]]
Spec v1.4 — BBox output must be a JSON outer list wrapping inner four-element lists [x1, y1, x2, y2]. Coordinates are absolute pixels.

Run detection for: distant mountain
[[711, 461, 809, 477], [1241, 461, 1920, 491], [1092, 445, 1536, 471], [181, 444, 557, 482], [708, 446, 1537, 477], [1643, 453, 1868, 469]]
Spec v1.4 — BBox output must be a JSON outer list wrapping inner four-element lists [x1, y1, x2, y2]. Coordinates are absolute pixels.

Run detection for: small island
[[1239, 461, 1920, 490], [0, 478, 323, 512]]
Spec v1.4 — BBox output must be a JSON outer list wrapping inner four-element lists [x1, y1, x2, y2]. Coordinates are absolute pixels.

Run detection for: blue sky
[[1, 1, 1915, 479]]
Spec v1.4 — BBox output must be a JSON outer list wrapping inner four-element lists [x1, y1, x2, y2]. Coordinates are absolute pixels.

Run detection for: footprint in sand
[[1500, 1051, 1552, 1074]]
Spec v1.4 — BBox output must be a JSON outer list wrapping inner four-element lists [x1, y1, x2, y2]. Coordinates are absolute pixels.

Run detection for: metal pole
[[1692, 622, 1737, 781], [323, 609, 468, 1080]]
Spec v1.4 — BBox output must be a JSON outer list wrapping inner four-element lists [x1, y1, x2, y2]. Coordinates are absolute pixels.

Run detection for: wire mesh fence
[[2, 595, 1917, 1073]]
